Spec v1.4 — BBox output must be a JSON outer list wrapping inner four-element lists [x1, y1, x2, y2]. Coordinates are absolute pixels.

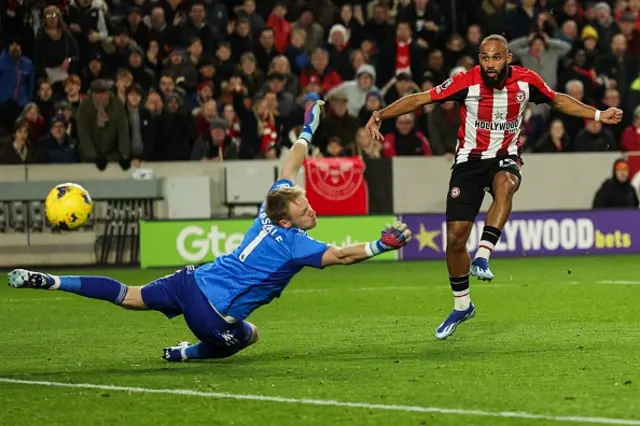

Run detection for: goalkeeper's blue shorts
[[141, 266, 254, 351]]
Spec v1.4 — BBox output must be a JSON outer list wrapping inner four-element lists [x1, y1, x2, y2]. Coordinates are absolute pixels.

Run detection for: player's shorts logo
[[450, 187, 460, 198], [515, 90, 526, 103], [306, 157, 365, 201]]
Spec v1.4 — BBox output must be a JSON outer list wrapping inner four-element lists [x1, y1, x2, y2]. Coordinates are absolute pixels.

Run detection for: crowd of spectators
[[2, 0, 640, 168]]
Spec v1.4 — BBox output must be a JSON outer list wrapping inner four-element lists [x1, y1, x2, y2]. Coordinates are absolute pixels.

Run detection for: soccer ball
[[44, 183, 93, 230]]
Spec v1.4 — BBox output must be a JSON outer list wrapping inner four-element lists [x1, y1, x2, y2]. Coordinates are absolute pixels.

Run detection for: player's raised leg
[[7, 269, 145, 309], [471, 165, 521, 281]]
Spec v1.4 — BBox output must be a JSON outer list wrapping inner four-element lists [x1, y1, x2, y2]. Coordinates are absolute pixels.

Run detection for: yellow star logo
[[415, 224, 441, 252]]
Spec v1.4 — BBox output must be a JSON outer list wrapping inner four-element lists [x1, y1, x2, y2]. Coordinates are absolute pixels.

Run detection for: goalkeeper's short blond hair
[[265, 186, 306, 223]]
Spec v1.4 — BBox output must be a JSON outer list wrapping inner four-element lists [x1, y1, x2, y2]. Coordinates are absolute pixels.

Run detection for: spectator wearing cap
[[81, 53, 110, 92], [37, 114, 78, 163], [321, 90, 359, 151], [592, 159, 640, 209], [620, 105, 640, 152], [254, 27, 279, 74], [284, 28, 310, 76], [581, 25, 601, 58], [383, 114, 432, 157], [127, 46, 156, 91], [125, 6, 150, 51], [0, 120, 41, 165], [300, 48, 342, 96], [617, 12, 640, 57], [292, 7, 325, 53], [76, 79, 131, 167], [509, 32, 571, 90], [266, 2, 292, 54], [124, 84, 155, 165], [34, 6, 80, 91], [197, 56, 220, 93], [257, 72, 294, 118], [180, 1, 221, 56], [326, 24, 352, 80], [191, 117, 237, 161], [377, 21, 426, 88], [55, 100, 77, 139], [155, 92, 196, 161], [269, 55, 300, 98], [326, 64, 377, 117], [35, 80, 55, 127], [381, 71, 419, 106]]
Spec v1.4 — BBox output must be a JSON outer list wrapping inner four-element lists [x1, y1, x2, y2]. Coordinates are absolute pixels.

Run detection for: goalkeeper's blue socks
[[51, 275, 128, 305]]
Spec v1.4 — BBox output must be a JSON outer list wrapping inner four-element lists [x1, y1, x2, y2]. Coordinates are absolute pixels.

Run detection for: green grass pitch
[[2, 256, 640, 426]]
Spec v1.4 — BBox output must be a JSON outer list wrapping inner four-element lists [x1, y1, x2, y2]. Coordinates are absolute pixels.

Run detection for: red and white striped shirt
[[428, 65, 556, 164]]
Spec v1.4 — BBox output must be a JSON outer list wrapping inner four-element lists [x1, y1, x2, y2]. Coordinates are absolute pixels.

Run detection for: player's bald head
[[480, 34, 509, 54]]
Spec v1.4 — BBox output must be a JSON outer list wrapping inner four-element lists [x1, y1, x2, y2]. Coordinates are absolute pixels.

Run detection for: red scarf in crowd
[[396, 38, 412, 74], [226, 116, 241, 145], [260, 116, 277, 153]]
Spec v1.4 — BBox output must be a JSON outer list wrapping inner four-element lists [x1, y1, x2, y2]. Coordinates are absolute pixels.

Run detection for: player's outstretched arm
[[279, 100, 324, 183], [551, 93, 623, 124], [321, 223, 412, 266], [366, 92, 433, 140]]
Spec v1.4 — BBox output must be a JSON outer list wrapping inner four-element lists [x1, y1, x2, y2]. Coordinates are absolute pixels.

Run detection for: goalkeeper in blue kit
[[7, 100, 413, 362]]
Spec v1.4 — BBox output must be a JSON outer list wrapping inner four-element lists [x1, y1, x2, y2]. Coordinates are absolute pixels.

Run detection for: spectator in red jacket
[[300, 47, 342, 95], [620, 105, 640, 152], [266, 2, 292, 53], [383, 114, 432, 157]]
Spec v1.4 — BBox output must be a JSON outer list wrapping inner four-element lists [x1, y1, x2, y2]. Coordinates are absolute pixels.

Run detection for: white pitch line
[[596, 281, 640, 285], [0, 378, 638, 425]]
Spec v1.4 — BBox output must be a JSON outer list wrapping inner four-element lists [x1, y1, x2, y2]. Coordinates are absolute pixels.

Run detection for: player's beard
[[481, 66, 508, 88]]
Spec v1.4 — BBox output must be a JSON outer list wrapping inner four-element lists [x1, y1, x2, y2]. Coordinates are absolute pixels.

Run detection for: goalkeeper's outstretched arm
[[279, 100, 324, 184]]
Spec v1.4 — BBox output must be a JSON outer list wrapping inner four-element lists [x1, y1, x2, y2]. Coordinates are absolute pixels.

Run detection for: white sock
[[475, 241, 494, 260], [48, 274, 61, 290], [454, 290, 471, 311]]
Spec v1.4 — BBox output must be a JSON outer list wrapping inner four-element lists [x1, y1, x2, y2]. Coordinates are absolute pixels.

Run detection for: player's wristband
[[594, 110, 601, 122], [365, 240, 391, 257]]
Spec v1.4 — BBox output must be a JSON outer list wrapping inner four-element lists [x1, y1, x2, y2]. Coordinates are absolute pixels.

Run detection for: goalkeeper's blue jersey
[[194, 179, 330, 321]]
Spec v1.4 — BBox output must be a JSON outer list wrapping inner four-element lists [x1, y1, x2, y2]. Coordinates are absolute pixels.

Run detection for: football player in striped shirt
[[366, 34, 623, 340]]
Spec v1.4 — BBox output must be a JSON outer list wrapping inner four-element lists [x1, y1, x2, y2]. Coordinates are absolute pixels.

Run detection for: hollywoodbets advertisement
[[399, 210, 640, 260]]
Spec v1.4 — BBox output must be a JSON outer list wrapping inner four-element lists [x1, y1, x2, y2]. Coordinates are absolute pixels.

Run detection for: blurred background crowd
[[2, 0, 640, 168]]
